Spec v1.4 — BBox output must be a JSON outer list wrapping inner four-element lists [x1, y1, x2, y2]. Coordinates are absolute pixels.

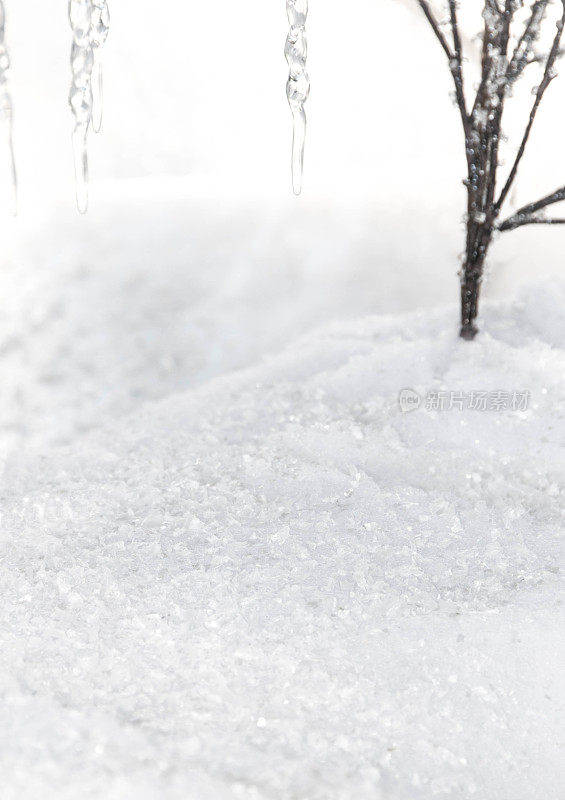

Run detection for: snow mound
[[1, 286, 564, 800], [0, 189, 460, 456]]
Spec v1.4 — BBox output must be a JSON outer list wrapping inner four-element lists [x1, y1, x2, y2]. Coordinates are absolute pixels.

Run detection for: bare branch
[[498, 216, 565, 232], [507, 0, 550, 83], [499, 0, 513, 57], [416, 0, 565, 337], [484, 0, 514, 212], [511, 184, 565, 216], [524, 47, 565, 66], [495, 2, 565, 213], [497, 184, 565, 230], [470, 1, 509, 128], [417, 1, 454, 62], [448, 0, 470, 132], [417, 0, 471, 137]]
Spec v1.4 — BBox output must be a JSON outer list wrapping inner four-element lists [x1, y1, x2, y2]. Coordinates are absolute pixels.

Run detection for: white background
[[5, 0, 565, 222]]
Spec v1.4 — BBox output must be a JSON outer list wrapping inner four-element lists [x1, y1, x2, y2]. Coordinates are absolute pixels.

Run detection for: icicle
[[90, 0, 110, 134], [68, 0, 109, 213], [0, 0, 17, 215], [91, 57, 103, 134], [69, 0, 94, 213], [285, 0, 310, 196]]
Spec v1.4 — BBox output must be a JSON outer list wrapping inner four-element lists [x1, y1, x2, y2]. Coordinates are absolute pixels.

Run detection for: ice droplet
[[285, 0, 310, 196], [68, 0, 110, 213], [0, 0, 17, 215], [72, 124, 89, 214]]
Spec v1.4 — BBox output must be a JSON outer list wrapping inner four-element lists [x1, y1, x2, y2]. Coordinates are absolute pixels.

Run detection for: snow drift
[[1, 284, 564, 800]]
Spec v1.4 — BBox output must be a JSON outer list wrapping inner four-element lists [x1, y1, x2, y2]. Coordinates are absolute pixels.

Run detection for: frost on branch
[[69, 0, 110, 213], [285, 0, 310, 196], [0, 0, 16, 214]]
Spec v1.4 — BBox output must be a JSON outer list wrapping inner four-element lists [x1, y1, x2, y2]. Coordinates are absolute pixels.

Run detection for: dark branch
[[507, 0, 550, 83], [470, 1, 511, 132], [509, 184, 565, 216], [485, 0, 514, 212], [497, 184, 565, 230], [525, 47, 565, 66], [416, 0, 565, 338], [417, 1, 454, 62], [448, 0, 469, 129], [499, 0, 513, 57], [417, 0, 470, 136], [498, 216, 565, 232], [495, 2, 565, 213]]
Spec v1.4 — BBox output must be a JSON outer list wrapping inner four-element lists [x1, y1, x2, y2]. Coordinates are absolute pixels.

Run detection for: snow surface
[[2, 181, 565, 459], [0, 184, 462, 456], [1, 283, 564, 800], [1, 1, 565, 796]]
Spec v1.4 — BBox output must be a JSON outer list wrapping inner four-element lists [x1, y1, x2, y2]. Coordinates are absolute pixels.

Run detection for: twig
[[498, 216, 565, 232], [448, 0, 469, 130], [497, 184, 565, 230], [417, 0, 470, 136], [495, 2, 565, 213], [507, 0, 550, 82], [525, 47, 565, 66], [417, 1, 453, 62]]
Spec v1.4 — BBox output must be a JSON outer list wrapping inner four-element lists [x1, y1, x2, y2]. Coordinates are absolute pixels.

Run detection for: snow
[[1, 282, 564, 800], [0, 184, 462, 455], [2, 180, 565, 458], [1, 1, 565, 796]]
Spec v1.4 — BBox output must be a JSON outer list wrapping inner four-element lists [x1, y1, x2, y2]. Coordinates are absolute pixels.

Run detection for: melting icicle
[[90, 0, 110, 134], [285, 0, 310, 196], [0, 0, 17, 215], [69, 0, 94, 213], [91, 57, 103, 134], [68, 0, 110, 213]]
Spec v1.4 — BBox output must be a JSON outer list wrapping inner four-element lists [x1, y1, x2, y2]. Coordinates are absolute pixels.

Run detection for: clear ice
[[0, 0, 17, 215], [285, 0, 310, 196], [69, 0, 110, 213], [90, 0, 110, 133]]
